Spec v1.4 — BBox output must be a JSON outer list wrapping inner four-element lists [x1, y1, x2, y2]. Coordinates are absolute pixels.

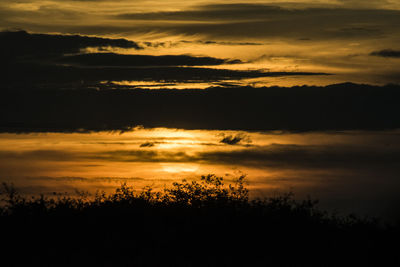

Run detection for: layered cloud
[[116, 4, 400, 41], [2, 142, 400, 169], [1, 2, 400, 85], [1, 2, 399, 41], [1, 2, 398, 40]]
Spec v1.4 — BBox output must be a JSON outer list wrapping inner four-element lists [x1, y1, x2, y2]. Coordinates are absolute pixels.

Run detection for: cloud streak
[[59, 53, 241, 67], [370, 49, 400, 58], [2, 142, 400, 171]]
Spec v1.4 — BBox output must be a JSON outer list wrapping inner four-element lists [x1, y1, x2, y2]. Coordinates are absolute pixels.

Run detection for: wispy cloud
[[114, 4, 400, 41]]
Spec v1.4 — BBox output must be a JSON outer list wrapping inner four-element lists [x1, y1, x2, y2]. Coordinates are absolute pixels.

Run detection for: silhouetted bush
[[0, 176, 399, 267]]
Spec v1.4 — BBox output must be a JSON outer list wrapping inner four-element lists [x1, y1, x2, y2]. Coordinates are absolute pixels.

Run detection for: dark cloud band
[[1, 83, 399, 133], [59, 53, 241, 67], [0, 30, 142, 62], [370, 49, 400, 58]]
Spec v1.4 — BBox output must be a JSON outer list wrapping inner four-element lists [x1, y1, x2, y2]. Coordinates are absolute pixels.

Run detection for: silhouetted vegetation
[[0, 175, 399, 266]]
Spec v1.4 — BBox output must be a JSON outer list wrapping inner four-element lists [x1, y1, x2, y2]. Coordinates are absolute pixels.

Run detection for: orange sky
[[1, 129, 400, 218], [1, 1, 400, 85]]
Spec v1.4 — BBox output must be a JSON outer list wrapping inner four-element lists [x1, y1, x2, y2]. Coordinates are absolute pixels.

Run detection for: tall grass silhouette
[[1, 175, 399, 266]]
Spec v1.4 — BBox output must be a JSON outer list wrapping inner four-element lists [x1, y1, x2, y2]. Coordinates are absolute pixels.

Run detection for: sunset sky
[[2, 0, 400, 85], [1, 1, 400, 220]]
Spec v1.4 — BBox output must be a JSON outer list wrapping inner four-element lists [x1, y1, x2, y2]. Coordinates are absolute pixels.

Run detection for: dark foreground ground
[[1, 175, 399, 267]]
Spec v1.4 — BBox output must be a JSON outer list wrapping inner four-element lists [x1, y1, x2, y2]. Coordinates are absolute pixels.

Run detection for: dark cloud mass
[[3, 63, 323, 88], [140, 142, 156, 148], [1, 83, 399, 133], [220, 135, 244, 145], [196, 144, 400, 170], [219, 134, 251, 145], [0, 30, 142, 61], [370, 49, 400, 58]]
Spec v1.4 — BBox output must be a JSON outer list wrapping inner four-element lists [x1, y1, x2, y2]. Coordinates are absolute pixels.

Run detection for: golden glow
[[1, 129, 399, 196], [160, 163, 199, 173]]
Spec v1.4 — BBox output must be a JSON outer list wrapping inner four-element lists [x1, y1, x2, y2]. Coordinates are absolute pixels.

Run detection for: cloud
[[370, 49, 400, 58], [1, 2, 399, 42], [140, 142, 155, 148], [3, 142, 399, 171], [1, 83, 400, 133], [3, 59, 324, 88], [36, 176, 146, 183], [0, 150, 76, 161], [59, 53, 241, 67], [335, 0, 395, 9], [141, 40, 263, 48], [117, 4, 285, 21], [1, 30, 326, 88], [0, 30, 142, 62], [219, 134, 251, 145], [195, 143, 400, 170], [89, 150, 193, 163], [115, 4, 400, 41]]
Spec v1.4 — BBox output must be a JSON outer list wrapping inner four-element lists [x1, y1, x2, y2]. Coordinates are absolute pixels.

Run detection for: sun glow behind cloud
[[1, 128, 400, 220]]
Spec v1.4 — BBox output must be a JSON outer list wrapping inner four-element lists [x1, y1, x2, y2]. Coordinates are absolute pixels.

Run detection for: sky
[[1, 0, 400, 85], [1, 129, 400, 220], [1, 1, 400, 220]]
